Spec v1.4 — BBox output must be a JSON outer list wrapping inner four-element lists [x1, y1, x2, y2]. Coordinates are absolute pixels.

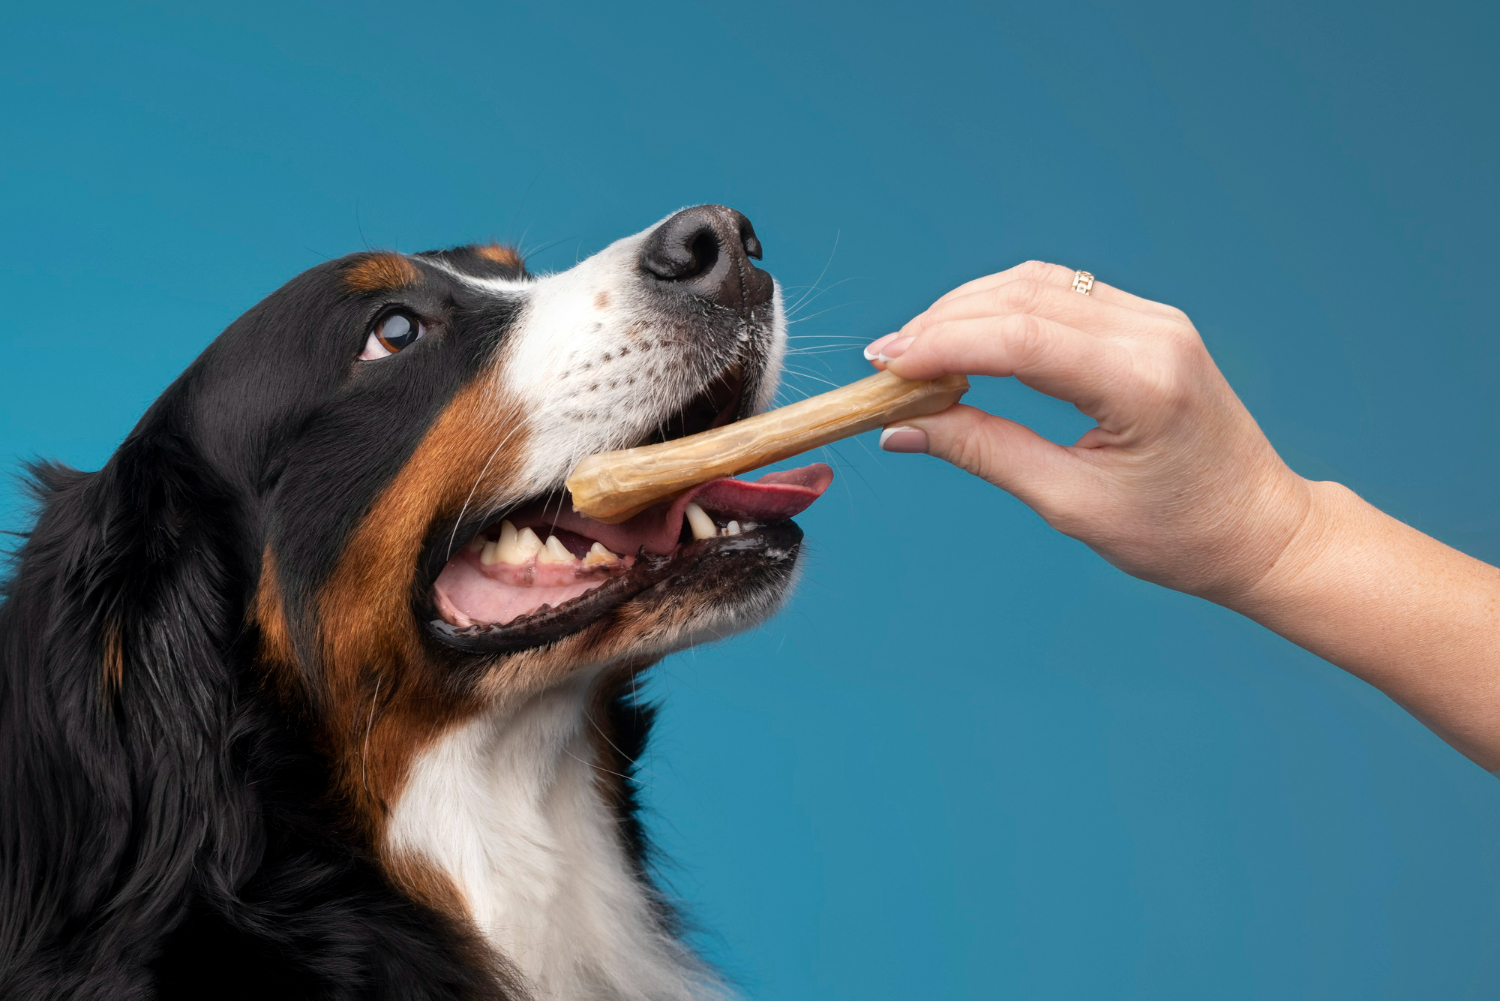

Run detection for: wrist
[[1219, 478, 1354, 621]]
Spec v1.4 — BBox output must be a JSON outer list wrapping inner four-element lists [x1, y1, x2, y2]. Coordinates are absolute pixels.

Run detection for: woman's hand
[[872, 261, 1500, 770], [867, 260, 1312, 603]]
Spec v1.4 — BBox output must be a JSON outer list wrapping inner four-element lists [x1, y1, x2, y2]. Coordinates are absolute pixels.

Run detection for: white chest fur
[[385, 675, 723, 1000]]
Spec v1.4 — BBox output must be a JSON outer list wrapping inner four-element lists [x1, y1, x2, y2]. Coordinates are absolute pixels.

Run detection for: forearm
[[1228, 480, 1500, 769]]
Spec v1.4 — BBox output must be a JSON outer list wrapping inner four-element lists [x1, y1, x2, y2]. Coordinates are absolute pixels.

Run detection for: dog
[[0, 205, 834, 999]]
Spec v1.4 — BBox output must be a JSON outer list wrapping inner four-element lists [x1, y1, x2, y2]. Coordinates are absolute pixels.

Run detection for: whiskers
[[783, 229, 841, 318], [444, 410, 526, 562]]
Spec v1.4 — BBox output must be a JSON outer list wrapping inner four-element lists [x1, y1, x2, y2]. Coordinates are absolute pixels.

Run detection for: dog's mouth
[[426, 366, 833, 654]]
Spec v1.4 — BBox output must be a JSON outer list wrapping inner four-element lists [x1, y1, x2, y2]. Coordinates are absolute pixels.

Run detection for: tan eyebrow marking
[[474, 244, 522, 268], [344, 253, 420, 293]]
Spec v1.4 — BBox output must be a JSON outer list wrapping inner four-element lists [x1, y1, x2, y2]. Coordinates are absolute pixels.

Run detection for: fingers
[[881, 404, 1085, 515], [876, 313, 1129, 417], [930, 260, 1183, 318], [906, 277, 1163, 341]]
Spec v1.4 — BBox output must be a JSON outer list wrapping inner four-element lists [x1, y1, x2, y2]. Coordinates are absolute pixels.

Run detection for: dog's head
[[150, 205, 831, 837], [0, 205, 831, 990]]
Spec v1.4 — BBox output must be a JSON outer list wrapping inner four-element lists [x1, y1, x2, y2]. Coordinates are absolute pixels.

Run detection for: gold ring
[[1071, 270, 1095, 295]]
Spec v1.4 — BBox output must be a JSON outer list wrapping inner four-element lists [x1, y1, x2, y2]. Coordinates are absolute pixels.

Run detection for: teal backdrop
[[4, 2, 1498, 997]]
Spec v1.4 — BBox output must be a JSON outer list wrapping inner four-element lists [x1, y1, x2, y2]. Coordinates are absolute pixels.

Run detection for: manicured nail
[[862, 333, 899, 361], [879, 426, 929, 453], [875, 336, 914, 363]]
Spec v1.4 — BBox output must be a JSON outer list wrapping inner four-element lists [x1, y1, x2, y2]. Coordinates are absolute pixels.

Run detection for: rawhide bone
[[566, 370, 970, 523]]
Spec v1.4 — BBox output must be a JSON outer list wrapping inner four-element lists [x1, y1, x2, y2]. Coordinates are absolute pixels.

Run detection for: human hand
[[867, 261, 1313, 603]]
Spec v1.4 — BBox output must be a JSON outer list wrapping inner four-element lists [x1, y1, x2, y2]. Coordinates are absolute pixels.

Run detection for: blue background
[[4, 2, 1498, 997]]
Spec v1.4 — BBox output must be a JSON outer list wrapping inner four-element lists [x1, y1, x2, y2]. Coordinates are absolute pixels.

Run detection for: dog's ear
[[2, 410, 517, 999], [0, 423, 253, 991]]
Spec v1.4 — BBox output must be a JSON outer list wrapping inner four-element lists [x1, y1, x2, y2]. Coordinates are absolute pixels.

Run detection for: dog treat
[[566, 370, 970, 523]]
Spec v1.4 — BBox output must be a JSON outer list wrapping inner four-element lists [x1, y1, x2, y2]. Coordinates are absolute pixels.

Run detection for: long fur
[[0, 207, 791, 999], [1, 449, 511, 999]]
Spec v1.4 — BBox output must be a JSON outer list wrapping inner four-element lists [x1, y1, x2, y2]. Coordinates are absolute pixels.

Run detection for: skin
[[868, 261, 1500, 772]]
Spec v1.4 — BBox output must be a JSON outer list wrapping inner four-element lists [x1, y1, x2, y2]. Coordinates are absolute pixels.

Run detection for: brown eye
[[360, 310, 425, 360]]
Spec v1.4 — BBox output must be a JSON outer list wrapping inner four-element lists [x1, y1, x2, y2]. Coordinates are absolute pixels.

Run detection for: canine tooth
[[467, 535, 486, 553], [495, 520, 525, 563], [508, 526, 543, 562], [726, 520, 741, 536], [480, 540, 502, 565], [538, 535, 574, 564], [584, 542, 618, 565], [685, 502, 716, 541]]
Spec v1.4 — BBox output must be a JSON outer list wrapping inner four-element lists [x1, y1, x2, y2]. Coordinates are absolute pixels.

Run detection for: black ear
[[1, 411, 515, 998], [0, 424, 253, 993]]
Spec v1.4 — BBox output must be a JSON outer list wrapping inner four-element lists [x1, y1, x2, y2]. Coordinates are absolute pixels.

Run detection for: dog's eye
[[360, 311, 425, 360]]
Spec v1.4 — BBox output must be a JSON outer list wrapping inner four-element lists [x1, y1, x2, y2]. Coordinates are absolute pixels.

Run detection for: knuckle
[[1135, 354, 1189, 409], [995, 313, 1048, 371], [1163, 321, 1206, 357], [1014, 259, 1066, 283], [1000, 311, 1044, 352], [944, 420, 993, 480], [993, 278, 1043, 313]]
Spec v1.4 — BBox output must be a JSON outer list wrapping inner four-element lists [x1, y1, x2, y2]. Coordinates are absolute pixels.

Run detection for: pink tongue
[[507, 463, 835, 557], [687, 463, 835, 520]]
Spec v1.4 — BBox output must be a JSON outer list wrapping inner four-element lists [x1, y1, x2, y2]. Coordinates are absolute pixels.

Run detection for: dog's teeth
[[725, 520, 741, 536], [480, 539, 501, 565], [495, 520, 526, 563], [685, 503, 716, 541], [508, 526, 543, 563], [467, 535, 486, 553], [584, 542, 618, 565], [538, 535, 574, 564]]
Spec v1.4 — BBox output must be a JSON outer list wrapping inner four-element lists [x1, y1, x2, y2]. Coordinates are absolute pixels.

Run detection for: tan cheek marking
[[474, 243, 521, 268], [385, 849, 473, 919], [253, 547, 296, 666], [315, 379, 528, 842], [344, 253, 420, 293], [250, 546, 314, 712]]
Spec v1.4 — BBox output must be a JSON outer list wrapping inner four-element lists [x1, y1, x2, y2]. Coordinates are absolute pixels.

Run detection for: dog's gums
[[431, 464, 833, 639]]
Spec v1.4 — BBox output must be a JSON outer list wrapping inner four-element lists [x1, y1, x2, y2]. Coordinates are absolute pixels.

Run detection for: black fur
[[0, 216, 779, 997], [0, 252, 532, 999]]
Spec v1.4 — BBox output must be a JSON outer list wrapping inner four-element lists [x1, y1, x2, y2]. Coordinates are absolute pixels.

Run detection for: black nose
[[639, 205, 774, 310]]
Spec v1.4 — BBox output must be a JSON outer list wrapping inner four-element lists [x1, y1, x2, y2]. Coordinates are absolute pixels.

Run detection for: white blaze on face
[[494, 218, 786, 498], [397, 214, 792, 999]]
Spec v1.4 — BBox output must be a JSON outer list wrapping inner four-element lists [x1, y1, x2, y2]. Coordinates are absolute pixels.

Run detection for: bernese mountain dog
[[0, 205, 834, 999]]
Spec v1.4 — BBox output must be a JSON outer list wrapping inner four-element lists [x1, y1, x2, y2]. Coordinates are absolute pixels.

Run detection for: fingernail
[[879, 426, 929, 453], [875, 336, 914, 363], [862, 333, 898, 361]]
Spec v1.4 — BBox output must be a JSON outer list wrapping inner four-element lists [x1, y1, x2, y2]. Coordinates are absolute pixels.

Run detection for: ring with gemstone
[[1071, 270, 1095, 295]]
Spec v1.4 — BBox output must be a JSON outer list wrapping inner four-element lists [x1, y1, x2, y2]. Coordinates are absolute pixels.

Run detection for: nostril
[[741, 221, 762, 261], [640, 205, 773, 309], [641, 212, 724, 283], [685, 230, 720, 279]]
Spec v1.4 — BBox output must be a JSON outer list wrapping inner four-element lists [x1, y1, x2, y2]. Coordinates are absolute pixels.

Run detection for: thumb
[[880, 404, 1082, 514]]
